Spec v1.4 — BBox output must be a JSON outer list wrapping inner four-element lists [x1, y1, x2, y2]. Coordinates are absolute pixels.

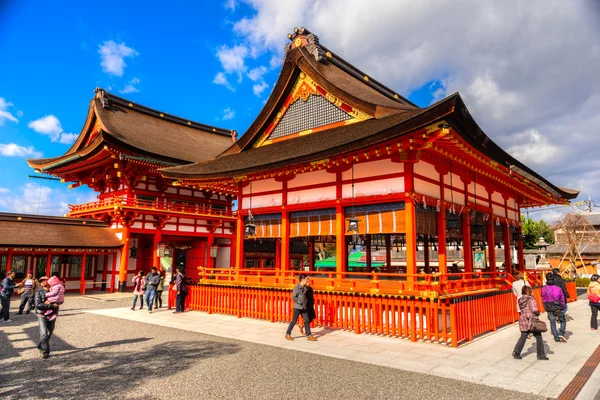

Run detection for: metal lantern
[[244, 222, 256, 238], [156, 242, 167, 257], [209, 244, 219, 258], [129, 238, 138, 259], [346, 217, 359, 234]]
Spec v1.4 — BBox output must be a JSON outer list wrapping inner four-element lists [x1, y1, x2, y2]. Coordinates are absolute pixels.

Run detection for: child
[[44, 276, 65, 321]]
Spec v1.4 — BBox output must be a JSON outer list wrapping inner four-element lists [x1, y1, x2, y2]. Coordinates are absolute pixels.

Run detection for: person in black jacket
[[34, 276, 59, 359]]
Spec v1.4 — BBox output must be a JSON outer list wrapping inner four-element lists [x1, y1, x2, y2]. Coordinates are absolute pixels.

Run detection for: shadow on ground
[[0, 339, 240, 399]]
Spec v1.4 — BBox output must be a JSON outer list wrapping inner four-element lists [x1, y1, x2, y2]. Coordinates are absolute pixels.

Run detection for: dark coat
[[34, 289, 55, 315], [306, 286, 316, 322], [553, 274, 570, 299]]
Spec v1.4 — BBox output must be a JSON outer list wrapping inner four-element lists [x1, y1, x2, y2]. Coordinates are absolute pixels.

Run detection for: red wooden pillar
[[80, 250, 87, 295], [235, 215, 244, 274], [308, 238, 315, 272], [462, 211, 472, 272], [153, 229, 162, 271], [487, 218, 496, 272], [281, 210, 290, 271], [118, 227, 130, 292], [335, 204, 347, 280], [424, 235, 430, 274], [206, 232, 215, 269], [503, 223, 512, 275], [365, 235, 372, 273], [110, 251, 117, 293], [385, 234, 392, 273], [45, 249, 52, 277], [101, 252, 109, 291], [437, 203, 447, 274], [404, 160, 417, 280], [517, 226, 525, 270], [6, 248, 13, 275]]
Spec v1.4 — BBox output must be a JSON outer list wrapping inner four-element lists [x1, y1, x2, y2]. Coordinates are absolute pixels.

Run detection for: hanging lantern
[[346, 216, 359, 234], [129, 238, 138, 259], [244, 221, 256, 238], [209, 244, 219, 258]]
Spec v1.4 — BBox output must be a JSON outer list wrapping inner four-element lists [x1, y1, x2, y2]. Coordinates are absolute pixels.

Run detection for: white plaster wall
[[180, 189, 192, 196], [492, 192, 504, 204], [180, 218, 195, 224], [341, 159, 403, 180], [242, 178, 281, 195], [242, 193, 282, 208], [288, 169, 335, 188], [508, 209, 518, 220], [414, 160, 437, 178], [196, 226, 209, 233], [415, 178, 441, 199], [444, 188, 465, 205], [443, 172, 462, 189], [342, 178, 404, 198], [289, 186, 336, 204], [216, 247, 231, 268], [179, 225, 194, 232], [164, 224, 177, 231], [493, 204, 505, 217]]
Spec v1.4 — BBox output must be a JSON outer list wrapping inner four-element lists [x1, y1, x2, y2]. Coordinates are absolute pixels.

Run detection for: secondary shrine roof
[[27, 89, 234, 172], [0, 213, 122, 248], [160, 27, 578, 205]]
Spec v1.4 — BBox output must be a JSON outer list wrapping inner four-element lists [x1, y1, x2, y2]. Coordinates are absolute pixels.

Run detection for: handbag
[[17, 287, 24, 295], [589, 293, 600, 303], [532, 318, 548, 333]]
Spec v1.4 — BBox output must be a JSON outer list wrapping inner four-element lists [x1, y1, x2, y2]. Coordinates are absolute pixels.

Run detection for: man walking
[[285, 274, 317, 341], [144, 266, 161, 314], [1, 271, 21, 322], [34, 276, 59, 359], [542, 274, 567, 343]]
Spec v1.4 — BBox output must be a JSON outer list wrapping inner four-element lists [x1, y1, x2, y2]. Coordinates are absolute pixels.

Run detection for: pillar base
[[101, 282, 106, 291], [118, 281, 127, 292]]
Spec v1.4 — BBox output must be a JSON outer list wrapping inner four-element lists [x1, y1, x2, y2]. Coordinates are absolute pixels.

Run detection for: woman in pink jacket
[[512, 285, 548, 360], [131, 271, 145, 310]]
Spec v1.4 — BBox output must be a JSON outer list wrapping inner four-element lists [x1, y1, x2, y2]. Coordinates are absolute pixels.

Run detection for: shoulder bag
[[532, 318, 548, 333]]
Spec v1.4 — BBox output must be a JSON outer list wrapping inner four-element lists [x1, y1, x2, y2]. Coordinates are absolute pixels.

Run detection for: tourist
[[513, 285, 548, 360], [298, 276, 316, 335], [154, 272, 165, 309], [144, 266, 161, 314], [131, 270, 145, 310], [174, 265, 188, 313], [43, 276, 65, 321], [1, 271, 21, 322], [587, 274, 600, 330], [18, 272, 36, 314], [285, 274, 317, 342], [542, 275, 567, 343], [511, 272, 530, 313], [552, 268, 570, 313], [34, 276, 59, 359]]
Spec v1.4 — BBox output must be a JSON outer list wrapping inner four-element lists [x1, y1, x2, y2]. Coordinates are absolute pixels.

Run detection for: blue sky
[[0, 1, 597, 221]]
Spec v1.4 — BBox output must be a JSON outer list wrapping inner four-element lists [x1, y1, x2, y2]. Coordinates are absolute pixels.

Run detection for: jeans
[[591, 305, 600, 329], [547, 311, 566, 341], [144, 289, 156, 311], [0, 294, 11, 321], [154, 291, 163, 308], [176, 293, 186, 312], [37, 315, 56, 355], [286, 308, 311, 336], [132, 294, 144, 308], [514, 330, 545, 358], [19, 292, 34, 313]]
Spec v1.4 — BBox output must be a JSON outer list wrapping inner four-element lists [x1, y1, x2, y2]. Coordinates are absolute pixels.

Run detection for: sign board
[[473, 250, 486, 270]]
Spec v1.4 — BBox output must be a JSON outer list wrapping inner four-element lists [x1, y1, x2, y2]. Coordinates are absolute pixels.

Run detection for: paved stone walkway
[[88, 297, 600, 398]]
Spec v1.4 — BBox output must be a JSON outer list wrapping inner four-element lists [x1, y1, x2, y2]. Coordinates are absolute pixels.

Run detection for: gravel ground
[[0, 293, 544, 400]]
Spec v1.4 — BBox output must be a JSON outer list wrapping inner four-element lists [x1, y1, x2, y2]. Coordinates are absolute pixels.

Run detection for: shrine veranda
[[0, 28, 578, 346]]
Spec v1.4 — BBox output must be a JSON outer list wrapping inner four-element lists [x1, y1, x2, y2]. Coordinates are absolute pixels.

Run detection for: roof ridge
[[0, 212, 109, 226], [286, 27, 418, 108], [94, 88, 236, 139]]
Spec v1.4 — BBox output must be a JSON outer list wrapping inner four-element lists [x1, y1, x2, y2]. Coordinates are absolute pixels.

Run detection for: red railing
[[167, 279, 578, 347], [68, 197, 236, 219]]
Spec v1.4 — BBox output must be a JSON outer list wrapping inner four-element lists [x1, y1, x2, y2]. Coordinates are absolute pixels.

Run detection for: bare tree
[[552, 213, 596, 277]]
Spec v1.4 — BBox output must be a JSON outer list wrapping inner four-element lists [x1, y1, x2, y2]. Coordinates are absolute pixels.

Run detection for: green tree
[[520, 216, 554, 249]]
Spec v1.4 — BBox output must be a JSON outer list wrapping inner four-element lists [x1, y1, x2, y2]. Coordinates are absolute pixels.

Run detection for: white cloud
[[120, 77, 141, 94], [98, 40, 138, 77], [247, 65, 268, 81], [220, 0, 600, 217], [507, 129, 559, 166], [224, 0, 237, 11], [16, 110, 23, 118], [0, 187, 10, 193], [28, 115, 77, 144], [0, 143, 42, 158], [216, 44, 248, 78], [222, 108, 235, 120], [252, 81, 269, 97], [0, 183, 98, 216], [0, 97, 19, 125], [213, 72, 235, 91]]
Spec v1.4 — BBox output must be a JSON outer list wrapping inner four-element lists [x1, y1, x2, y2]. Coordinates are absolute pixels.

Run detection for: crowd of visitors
[[130, 264, 187, 314]]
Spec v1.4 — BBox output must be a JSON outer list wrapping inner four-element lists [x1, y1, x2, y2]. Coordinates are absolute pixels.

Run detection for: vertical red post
[[335, 204, 347, 280], [80, 250, 87, 295], [404, 160, 417, 280], [517, 227, 525, 270], [206, 232, 215, 269], [118, 227, 130, 292], [281, 210, 290, 271], [153, 229, 162, 271], [503, 223, 512, 275], [437, 203, 447, 274], [110, 251, 117, 293], [6, 248, 13, 274], [487, 219, 496, 272], [45, 249, 52, 277]]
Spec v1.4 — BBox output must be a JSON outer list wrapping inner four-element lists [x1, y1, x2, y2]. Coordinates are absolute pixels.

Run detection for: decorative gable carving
[[253, 72, 372, 147]]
